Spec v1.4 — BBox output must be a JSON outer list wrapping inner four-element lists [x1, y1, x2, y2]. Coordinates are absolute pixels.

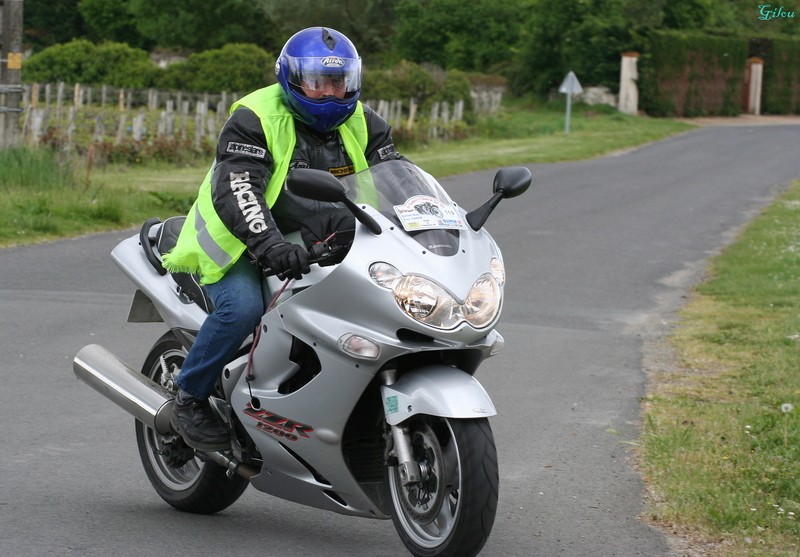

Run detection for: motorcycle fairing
[[380, 364, 498, 426]]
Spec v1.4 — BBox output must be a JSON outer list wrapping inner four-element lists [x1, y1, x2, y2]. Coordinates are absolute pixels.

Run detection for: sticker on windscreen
[[393, 195, 466, 231]]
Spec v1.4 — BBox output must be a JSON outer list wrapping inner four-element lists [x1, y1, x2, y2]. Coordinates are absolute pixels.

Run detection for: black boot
[[170, 391, 230, 451]]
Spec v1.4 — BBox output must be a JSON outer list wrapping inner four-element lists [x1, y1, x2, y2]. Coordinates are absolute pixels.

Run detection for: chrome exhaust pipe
[[73, 344, 174, 435]]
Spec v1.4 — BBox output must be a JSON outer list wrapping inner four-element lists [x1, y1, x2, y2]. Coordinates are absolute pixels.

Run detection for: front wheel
[[134, 331, 248, 514], [387, 416, 499, 557]]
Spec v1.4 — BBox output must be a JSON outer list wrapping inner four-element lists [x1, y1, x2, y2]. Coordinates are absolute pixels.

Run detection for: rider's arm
[[210, 107, 287, 263], [362, 104, 407, 166]]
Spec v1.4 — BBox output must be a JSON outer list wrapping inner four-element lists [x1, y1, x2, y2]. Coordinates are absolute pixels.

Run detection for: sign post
[[0, 0, 24, 149], [558, 71, 583, 135]]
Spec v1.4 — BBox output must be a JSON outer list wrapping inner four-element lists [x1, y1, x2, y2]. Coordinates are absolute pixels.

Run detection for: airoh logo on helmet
[[321, 56, 345, 68]]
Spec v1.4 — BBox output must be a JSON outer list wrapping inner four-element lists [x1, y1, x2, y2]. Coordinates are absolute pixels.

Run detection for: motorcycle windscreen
[[341, 160, 463, 256]]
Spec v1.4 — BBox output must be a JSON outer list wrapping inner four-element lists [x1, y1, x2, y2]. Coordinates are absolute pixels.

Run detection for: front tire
[[387, 416, 499, 557], [134, 331, 248, 514]]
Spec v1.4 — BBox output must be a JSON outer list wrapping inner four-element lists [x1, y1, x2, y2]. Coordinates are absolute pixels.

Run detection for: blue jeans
[[176, 257, 265, 399]]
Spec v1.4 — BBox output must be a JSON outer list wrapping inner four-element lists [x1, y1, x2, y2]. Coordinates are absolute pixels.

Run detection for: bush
[[158, 44, 275, 93], [363, 60, 438, 104], [439, 70, 473, 111], [23, 39, 96, 84], [23, 40, 158, 88], [92, 42, 159, 87]]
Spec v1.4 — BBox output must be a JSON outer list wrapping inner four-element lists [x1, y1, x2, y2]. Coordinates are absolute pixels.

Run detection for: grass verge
[[0, 102, 692, 247], [641, 180, 800, 556]]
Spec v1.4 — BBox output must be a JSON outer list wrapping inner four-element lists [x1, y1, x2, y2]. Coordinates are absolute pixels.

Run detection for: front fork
[[381, 369, 421, 485]]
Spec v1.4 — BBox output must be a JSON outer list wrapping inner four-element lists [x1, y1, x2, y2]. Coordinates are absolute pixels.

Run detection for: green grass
[[0, 155, 201, 246], [642, 182, 800, 556], [412, 102, 690, 176], [0, 101, 692, 246]]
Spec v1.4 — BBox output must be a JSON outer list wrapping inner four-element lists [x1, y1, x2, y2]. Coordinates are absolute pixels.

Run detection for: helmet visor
[[285, 55, 362, 97]]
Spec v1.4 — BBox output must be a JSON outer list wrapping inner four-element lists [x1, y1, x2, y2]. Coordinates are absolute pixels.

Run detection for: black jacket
[[210, 103, 402, 264]]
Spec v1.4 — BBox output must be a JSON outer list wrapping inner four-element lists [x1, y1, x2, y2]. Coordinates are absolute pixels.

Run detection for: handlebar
[[260, 241, 346, 278]]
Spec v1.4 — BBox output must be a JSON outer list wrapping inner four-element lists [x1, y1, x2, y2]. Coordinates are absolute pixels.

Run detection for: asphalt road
[[2, 123, 799, 556]]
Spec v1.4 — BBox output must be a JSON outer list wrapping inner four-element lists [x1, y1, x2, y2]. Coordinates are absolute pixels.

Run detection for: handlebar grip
[[309, 241, 330, 259], [261, 242, 342, 278]]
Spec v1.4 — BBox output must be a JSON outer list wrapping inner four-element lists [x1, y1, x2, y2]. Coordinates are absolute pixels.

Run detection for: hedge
[[760, 37, 800, 114], [639, 31, 748, 117]]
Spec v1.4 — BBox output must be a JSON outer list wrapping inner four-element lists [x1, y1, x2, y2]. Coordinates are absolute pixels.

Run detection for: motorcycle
[[73, 159, 530, 557]]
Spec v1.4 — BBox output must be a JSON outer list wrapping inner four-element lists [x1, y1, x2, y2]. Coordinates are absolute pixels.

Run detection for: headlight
[[464, 274, 501, 328], [490, 257, 505, 287], [369, 262, 403, 289], [370, 262, 502, 330], [395, 275, 440, 318]]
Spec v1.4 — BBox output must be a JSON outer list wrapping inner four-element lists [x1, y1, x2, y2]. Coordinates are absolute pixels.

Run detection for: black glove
[[260, 243, 310, 281], [300, 208, 356, 249]]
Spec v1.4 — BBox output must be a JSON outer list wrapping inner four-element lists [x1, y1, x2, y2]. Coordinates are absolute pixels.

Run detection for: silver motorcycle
[[73, 159, 530, 557]]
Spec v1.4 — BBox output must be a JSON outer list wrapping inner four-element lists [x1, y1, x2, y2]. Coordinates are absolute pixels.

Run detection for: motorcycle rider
[[162, 26, 404, 450]]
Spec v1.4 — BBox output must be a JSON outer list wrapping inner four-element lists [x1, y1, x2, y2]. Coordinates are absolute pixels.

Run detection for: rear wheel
[[134, 331, 248, 514], [387, 416, 498, 557]]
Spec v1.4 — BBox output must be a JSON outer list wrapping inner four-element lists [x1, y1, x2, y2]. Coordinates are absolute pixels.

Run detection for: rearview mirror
[[286, 168, 348, 203], [285, 168, 381, 235], [493, 167, 531, 198], [466, 166, 533, 231]]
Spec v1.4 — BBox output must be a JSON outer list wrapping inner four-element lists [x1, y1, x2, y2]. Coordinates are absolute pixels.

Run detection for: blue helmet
[[275, 27, 362, 133]]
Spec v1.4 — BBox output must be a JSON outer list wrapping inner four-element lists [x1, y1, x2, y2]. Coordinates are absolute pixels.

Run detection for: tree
[[79, 0, 150, 49], [128, 0, 277, 51], [256, 0, 397, 66], [392, 0, 525, 72], [23, 0, 85, 50], [512, 0, 654, 95], [662, 0, 712, 29]]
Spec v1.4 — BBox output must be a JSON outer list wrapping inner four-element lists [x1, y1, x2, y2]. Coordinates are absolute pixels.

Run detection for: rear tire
[[387, 416, 499, 557], [134, 331, 248, 514]]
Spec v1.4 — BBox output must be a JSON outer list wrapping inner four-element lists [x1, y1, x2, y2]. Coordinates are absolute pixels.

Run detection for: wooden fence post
[[429, 102, 440, 139], [93, 114, 105, 143], [30, 83, 39, 108], [194, 101, 207, 148], [406, 98, 417, 131], [27, 108, 46, 145], [115, 113, 127, 145], [65, 106, 77, 152], [55, 82, 65, 124], [132, 111, 145, 141]]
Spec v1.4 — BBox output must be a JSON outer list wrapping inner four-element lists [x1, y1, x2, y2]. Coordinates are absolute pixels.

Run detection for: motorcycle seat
[[140, 216, 214, 314]]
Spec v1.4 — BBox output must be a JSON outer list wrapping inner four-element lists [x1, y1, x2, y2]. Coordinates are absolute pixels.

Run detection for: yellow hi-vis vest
[[162, 84, 370, 285]]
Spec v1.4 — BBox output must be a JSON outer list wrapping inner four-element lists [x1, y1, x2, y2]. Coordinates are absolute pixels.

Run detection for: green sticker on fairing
[[385, 395, 398, 414]]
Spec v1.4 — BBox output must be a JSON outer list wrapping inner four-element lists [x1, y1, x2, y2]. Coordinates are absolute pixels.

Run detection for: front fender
[[380, 366, 497, 426]]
